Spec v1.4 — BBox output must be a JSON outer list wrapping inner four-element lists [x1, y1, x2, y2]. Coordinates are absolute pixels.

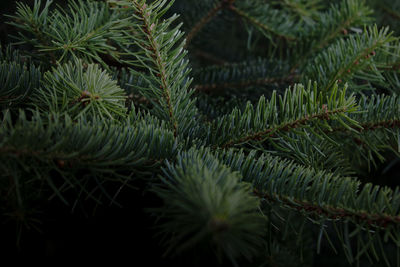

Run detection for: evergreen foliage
[[2, 0, 400, 266]]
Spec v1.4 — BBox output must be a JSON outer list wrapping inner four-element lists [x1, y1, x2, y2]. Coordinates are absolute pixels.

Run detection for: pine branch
[[159, 147, 400, 265], [0, 110, 177, 205], [114, 0, 200, 140], [33, 60, 127, 120], [381, 6, 400, 21], [327, 94, 400, 169], [192, 49, 227, 65], [185, 0, 226, 47], [266, 133, 354, 177], [213, 148, 400, 264], [304, 26, 395, 92], [274, 0, 322, 25], [152, 148, 265, 264], [221, 107, 347, 149], [6, 0, 57, 64], [292, 0, 373, 70], [313, 0, 372, 52], [194, 76, 296, 92], [252, 189, 400, 228], [7, 0, 131, 67], [207, 82, 359, 149], [131, 0, 179, 135], [372, 39, 400, 93], [0, 46, 41, 108], [228, 1, 297, 42], [193, 59, 295, 92]]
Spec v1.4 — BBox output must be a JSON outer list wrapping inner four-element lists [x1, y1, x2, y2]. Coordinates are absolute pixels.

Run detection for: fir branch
[[182, 147, 400, 265], [0, 59, 40, 108], [207, 82, 359, 148], [0, 110, 177, 203], [215, 149, 400, 262], [267, 133, 354, 177], [6, 0, 57, 64], [381, 6, 400, 21], [330, 119, 400, 134], [194, 75, 297, 92], [152, 148, 265, 264], [34, 60, 127, 120], [132, 1, 178, 136], [228, 1, 297, 42], [3, 0, 400, 264], [185, 0, 226, 48], [8, 0, 130, 67], [193, 59, 296, 92], [291, 0, 373, 72], [253, 189, 400, 228], [275, 0, 321, 25], [371, 39, 400, 92], [193, 49, 227, 65], [221, 106, 348, 149], [119, 0, 199, 140], [304, 25, 395, 92], [312, 0, 372, 53], [327, 94, 400, 169], [333, 94, 400, 134]]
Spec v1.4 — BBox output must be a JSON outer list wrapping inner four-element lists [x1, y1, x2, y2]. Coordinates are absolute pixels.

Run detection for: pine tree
[[2, 0, 400, 266]]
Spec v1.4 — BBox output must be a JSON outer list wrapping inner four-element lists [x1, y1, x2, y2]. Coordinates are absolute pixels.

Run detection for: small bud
[[81, 90, 91, 98], [56, 160, 65, 168]]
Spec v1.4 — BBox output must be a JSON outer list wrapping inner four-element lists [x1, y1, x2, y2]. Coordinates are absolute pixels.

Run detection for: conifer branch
[[221, 107, 348, 149], [180, 148, 400, 263], [304, 26, 395, 92], [193, 59, 296, 94], [8, 0, 130, 67], [34, 60, 127, 120], [0, 110, 177, 204], [121, 0, 199, 139], [185, 1, 225, 48], [132, 1, 178, 136], [194, 74, 299, 92], [313, 0, 372, 53], [381, 6, 400, 21], [3, 0, 400, 264], [253, 189, 400, 228], [228, 4, 296, 42], [193, 49, 227, 65], [208, 83, 359, 148], [291, 0, 373, 72], [215, 149, 400, 260], [152, 149, 265, 263], [278, 0, 320, 23], [330, 119, 400, 134], [0, 59, 40, 108]]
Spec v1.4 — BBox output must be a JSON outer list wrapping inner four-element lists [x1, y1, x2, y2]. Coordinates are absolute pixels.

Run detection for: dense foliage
[[2, 0, 400, 266]]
